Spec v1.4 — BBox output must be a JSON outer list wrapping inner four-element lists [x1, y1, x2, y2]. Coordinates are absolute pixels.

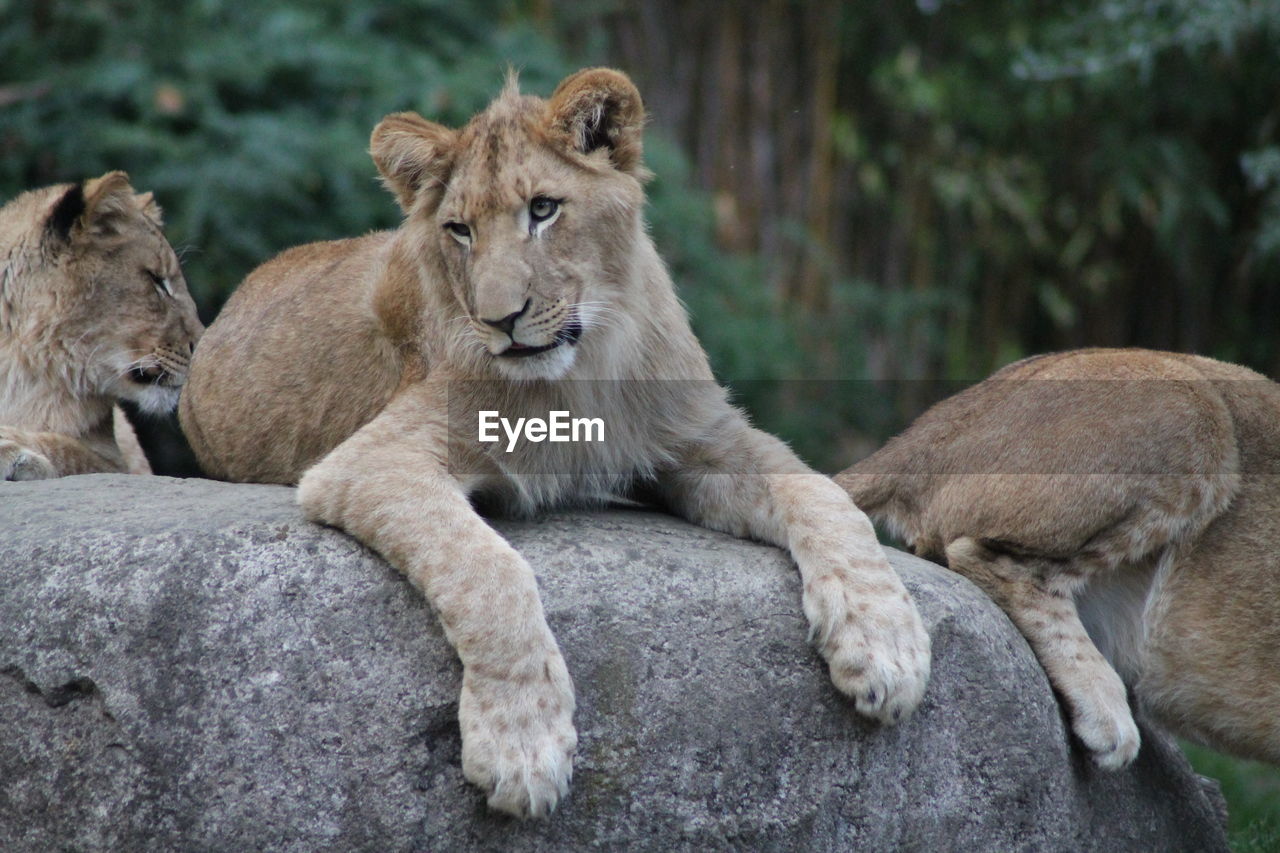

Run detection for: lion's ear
[[79, 171, 139, 237], [45, 183, 87, 244], [44, 171, 141, 245], [370, 112, 457, 213], [545, 68, 647, 177], [133, 191, 164, 227]]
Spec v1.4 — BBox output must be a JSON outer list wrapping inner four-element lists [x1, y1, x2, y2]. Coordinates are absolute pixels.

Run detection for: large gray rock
[[1, 475, 1226, 851]]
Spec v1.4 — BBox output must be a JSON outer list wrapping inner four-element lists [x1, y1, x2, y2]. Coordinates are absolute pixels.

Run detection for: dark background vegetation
[[2, 0, 1278, 845]]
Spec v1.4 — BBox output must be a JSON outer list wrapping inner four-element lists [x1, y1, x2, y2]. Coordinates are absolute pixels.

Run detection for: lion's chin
[[491, 344, 578, 382], [118, 380, 183, 415]]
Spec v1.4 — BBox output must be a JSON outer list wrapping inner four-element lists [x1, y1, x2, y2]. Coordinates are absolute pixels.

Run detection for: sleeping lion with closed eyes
[[1, 171, 202, 481]]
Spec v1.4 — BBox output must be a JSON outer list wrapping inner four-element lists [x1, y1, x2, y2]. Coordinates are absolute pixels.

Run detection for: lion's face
[[435, 142, 594, 381], [371, 70, 649, 381], [31, 173, 204, 414], [86, 212, 203, 414]]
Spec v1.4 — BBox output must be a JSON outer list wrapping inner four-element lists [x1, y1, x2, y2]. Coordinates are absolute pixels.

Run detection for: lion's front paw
[[0, 440, 56, 481], [804, 573, 931, 724], [1065, 668, 1141, 770], [296, 459, 354, 527], [458, 653, 578, 818]]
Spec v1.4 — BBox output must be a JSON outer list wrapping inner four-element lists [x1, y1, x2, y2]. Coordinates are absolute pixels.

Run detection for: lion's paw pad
[[459, 667, 577, 818], [1069, 678, 1141, 770], [806, 577, 931, 725], [0, 441, 55, 481]]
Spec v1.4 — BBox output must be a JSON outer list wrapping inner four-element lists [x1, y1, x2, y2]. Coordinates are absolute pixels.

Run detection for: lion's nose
[[481, 298, 531, 336]]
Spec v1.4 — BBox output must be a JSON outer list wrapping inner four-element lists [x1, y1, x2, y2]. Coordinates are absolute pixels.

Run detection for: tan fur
[[0, 172, 203, 480], [180, 69, 930, 817], [836, 347, 1280, 768]]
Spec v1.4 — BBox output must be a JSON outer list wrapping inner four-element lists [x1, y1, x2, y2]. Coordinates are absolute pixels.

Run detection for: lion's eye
[[529, 197, 559, 223], [147, 271, 173, 297], [444, 222, 472, 246]]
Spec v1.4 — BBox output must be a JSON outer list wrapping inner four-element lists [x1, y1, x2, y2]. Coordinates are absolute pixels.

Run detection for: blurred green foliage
[[825, 0, 1280, 393], [761, 0, 1280, 471], [1185, 742, 1280, 852]]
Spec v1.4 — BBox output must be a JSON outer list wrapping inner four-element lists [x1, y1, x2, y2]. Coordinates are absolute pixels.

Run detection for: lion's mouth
[[498, 321, 583, 359], [129, 365, 168, 385]]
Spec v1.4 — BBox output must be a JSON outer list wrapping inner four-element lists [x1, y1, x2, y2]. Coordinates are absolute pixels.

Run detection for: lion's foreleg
[[656, 416, 931, 724], [0, 426, 125, 479], [112, 406, 152, 475], [296, 399, 575, 819]]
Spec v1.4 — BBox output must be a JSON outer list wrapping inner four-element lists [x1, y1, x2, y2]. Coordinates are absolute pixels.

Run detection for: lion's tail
[[833, 450, 917, 543]]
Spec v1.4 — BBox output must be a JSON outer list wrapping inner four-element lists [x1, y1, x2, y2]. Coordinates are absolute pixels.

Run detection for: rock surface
[[1, 475, 1227, 852]]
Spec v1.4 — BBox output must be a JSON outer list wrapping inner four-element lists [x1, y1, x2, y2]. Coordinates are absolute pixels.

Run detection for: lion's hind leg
[[946, 537, 1141, 769]]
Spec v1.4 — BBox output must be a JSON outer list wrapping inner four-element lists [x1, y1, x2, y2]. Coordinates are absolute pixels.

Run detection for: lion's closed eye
[[146, 270, 174, 297]]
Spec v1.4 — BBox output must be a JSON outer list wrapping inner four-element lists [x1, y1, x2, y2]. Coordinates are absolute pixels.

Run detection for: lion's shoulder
[[223, 231, 398, 314], [254, 231, 396, 278]]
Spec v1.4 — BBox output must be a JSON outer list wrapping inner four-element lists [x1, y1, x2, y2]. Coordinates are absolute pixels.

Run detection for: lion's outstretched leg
[[0, 426, 125, 478], [0, 435, 56, 480], [945, 537, 1140, 769], [656, 415, 931, 723], [296, 393, 576, 818]]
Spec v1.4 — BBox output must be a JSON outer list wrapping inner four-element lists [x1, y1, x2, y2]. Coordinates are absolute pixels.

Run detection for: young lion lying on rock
[[838, 348, 1280, 770], [179, 69, 931, 817], [0, 172, 203, 480]]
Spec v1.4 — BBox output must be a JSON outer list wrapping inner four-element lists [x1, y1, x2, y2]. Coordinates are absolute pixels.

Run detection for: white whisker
[[574, 301, 626, 333]]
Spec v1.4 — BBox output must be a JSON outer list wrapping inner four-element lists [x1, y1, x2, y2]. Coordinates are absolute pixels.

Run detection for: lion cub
[[837, 348, 1280, 769], [0, 172, 203, 480], [180, 69, 931, 817]]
